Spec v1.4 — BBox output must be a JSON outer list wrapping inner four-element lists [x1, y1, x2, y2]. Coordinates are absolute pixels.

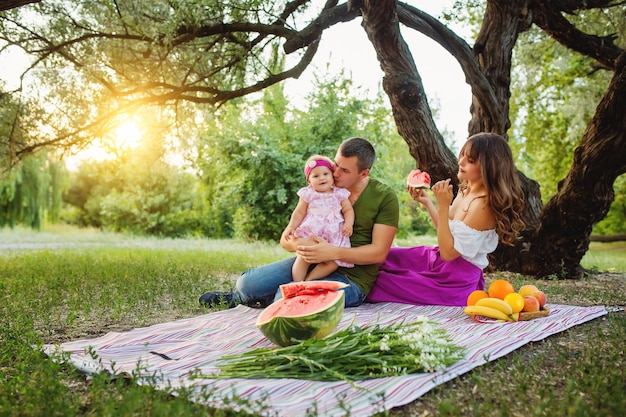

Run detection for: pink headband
[[305, 159, 335, 180]]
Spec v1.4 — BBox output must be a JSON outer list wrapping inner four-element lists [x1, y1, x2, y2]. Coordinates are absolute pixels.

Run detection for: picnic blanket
[[42, 303, 607, 416]]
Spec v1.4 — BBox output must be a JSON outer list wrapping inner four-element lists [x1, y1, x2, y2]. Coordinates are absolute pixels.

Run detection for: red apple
[[522, 296, 540, 312]]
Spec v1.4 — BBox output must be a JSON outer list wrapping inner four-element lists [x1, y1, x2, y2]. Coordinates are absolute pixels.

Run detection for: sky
[[1, 1, 472, 154]]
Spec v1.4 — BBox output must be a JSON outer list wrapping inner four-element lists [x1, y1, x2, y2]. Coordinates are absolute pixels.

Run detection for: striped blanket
[[42, 303, 606, 416]]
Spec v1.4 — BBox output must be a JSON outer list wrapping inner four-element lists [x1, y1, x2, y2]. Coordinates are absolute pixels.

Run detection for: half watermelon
[[256, 281, 347, 346], [407, 169, 431, 189]]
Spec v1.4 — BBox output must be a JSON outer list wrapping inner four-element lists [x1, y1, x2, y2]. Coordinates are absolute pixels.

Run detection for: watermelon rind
[[256, 290, 345, 347]]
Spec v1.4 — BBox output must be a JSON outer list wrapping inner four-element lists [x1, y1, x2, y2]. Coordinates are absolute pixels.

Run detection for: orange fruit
[[466, 290, 490, 306], [488, 279, 515, 300], [503, 292, 525, 313]]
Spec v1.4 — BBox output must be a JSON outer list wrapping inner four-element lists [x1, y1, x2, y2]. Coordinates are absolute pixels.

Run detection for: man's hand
[[295, 236, 334, 264]]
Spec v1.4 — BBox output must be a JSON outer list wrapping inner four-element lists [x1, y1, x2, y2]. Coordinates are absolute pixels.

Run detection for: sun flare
[[65, 116, 149, 170], [114, 120, 143, 149]]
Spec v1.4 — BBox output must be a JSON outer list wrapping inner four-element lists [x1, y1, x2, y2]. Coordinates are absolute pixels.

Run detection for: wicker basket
[[518, 308, 550, 321]]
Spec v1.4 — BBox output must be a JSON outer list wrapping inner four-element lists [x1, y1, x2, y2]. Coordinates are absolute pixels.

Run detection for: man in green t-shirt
[[199, 137, 400, 308]]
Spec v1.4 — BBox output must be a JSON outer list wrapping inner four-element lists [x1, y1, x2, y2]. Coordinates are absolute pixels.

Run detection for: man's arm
[[295, 223, 397, 265]]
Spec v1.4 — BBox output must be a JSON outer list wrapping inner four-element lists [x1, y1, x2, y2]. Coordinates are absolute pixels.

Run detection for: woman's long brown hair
[[458, 133, 525, 245]]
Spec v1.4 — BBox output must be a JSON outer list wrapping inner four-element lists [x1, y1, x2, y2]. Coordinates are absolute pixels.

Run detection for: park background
[[1, 2, 625, 416], [1, 1, 624, 242]]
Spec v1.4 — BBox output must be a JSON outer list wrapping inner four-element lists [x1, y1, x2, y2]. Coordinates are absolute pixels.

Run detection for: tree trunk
[[365, 0, 624, 278], [517, 51, 626, 277], [463, 1, 548, 273], [590, 234, 626, 242], [358, 0, 458, 184], [468, 0, 532, 136]]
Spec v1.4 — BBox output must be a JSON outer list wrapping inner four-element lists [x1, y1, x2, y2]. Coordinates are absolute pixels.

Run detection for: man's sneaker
[[199, 291, 237, 308]]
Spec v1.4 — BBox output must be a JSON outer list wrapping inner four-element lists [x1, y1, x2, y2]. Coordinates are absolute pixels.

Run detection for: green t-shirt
[[337, 178, 399, 295]]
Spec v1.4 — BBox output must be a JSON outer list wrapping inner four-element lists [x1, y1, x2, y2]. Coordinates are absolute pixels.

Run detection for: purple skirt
[[366, 246, 485, 306]]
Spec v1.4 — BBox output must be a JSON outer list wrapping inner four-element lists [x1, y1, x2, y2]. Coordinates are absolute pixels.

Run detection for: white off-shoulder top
[[450, 219, 499, 269]]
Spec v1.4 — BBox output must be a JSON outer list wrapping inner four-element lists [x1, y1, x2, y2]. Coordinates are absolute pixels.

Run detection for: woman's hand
[[407, 186, 431, 206], [431, 179, 454, 208]]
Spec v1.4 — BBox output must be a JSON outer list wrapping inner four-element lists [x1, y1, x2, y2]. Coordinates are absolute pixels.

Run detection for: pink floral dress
[[294, 186, 353, 267]]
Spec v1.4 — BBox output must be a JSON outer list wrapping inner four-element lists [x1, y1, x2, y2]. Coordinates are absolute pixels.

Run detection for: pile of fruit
[[463, 279, 548, 322]]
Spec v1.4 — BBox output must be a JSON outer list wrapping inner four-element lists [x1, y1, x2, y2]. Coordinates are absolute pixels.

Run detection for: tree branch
[[14, 35, 320, 158], [0, 0, 40, 11], [531, 0, 623, 70], [357, 0, 458, 181], [396, 3, 502, 135], [283, 3, 360, 53]]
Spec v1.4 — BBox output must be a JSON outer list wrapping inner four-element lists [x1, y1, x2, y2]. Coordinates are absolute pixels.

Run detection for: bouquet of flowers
[[213, 316, 464, 383]]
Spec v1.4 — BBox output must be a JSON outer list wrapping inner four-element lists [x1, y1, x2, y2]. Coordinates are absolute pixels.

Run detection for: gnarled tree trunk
[[361, 0, 624, 278], [518, 51, 626, 277], [357, 0, 457, 184]]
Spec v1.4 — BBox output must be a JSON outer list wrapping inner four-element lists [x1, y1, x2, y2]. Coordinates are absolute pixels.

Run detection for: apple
[[522, 295, 540, 312], [531, 290, 547, 308], [518, 284, 539, 297]]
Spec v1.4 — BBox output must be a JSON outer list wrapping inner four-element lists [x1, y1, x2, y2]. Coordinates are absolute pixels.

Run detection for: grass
[[1, 226, 625, 416]]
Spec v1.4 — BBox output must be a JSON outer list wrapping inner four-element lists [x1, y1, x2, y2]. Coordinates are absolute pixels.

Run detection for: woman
[[367, 132, 525, 306]]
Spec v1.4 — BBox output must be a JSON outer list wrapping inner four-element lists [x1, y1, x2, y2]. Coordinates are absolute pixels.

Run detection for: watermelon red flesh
[[280, 280, 349, 298], [256, 290, 345, 347], [407, 169, 431, 188]]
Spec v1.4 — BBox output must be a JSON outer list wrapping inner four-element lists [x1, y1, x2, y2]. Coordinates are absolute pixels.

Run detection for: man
[[199, 137, 399, 308]]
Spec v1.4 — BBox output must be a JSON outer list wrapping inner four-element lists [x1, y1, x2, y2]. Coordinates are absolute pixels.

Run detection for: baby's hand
[[342, 224, 353, 237], [282, 227, 295, 241]]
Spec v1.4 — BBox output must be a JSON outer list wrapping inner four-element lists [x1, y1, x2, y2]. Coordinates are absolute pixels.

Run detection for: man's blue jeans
[[234, 257, 367, 307]]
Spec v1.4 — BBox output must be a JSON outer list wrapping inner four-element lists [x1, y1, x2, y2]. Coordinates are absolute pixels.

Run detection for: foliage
[[592, 175, 626, 235], [0, 84, 50, 168], [0, 0, 311, 156], [196, 72, 423, 241], [0, 151, 68, 229], [509, 13, 626, 235], [64, 155, 201, 238], [57, 68, 432, 240]]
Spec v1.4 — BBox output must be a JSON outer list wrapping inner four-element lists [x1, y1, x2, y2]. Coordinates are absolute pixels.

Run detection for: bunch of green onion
[[212, 317, 465, 383]]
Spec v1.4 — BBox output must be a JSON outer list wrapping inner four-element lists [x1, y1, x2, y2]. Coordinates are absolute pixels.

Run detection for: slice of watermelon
[[279, 280, 349, 299], [257, 281, 346, 346], [407, 169, 431, 189]]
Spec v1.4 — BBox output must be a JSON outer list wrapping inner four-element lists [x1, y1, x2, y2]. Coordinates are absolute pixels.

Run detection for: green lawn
[[1, 226, 624, 416]]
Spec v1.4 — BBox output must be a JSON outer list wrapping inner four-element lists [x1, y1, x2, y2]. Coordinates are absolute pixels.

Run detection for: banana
[[475, 297, 514, 316], [463, 305, 516, 322]]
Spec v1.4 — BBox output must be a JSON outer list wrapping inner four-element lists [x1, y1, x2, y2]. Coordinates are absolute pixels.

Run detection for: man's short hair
[[339, 137, 376, 172]]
